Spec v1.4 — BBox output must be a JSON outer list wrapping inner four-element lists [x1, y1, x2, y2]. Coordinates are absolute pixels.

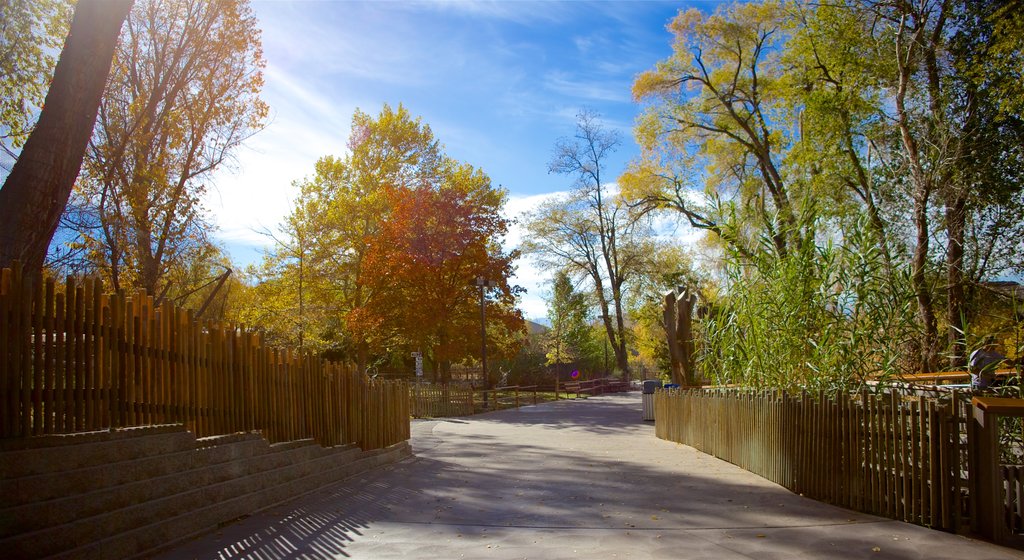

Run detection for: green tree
[[627, 0, 1024, 375], [627, 1, 808, 259], [545, 270, 595, 368]]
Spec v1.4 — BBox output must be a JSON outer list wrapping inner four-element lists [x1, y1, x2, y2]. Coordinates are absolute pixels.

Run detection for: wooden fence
[[410, 383, 474, 418], [0, 264, 409, 450], [654, 388, 967, 532]]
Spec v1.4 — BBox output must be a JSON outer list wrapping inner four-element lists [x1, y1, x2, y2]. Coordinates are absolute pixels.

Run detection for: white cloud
[[206, 70, 356, 260], [413, 0, 573, 24], [543, 71, 631, 103], [502, 191, 566, 321]]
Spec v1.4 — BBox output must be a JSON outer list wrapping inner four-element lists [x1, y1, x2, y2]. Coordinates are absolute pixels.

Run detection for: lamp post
[[476, 276, 498, 408]]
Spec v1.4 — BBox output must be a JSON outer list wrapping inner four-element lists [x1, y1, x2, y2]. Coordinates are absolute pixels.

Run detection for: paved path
[[158, 393, 1024, 559]]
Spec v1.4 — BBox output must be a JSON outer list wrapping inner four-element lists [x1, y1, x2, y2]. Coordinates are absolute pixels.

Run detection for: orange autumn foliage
[[349, 170, 523, 380]]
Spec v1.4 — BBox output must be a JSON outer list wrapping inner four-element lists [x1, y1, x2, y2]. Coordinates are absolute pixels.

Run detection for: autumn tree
[[65, 0, 266, 296], [0, 0, 71, 156], [256, 104, 442, 367], [352, 163, 523, 382], [0, 0, 133, 272]]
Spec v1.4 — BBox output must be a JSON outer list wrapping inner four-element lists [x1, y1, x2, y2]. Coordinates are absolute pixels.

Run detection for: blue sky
[[209, 0, 719, 320]]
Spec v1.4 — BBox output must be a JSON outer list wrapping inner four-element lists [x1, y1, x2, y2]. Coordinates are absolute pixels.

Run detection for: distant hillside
[[525, 319, 549, 336]]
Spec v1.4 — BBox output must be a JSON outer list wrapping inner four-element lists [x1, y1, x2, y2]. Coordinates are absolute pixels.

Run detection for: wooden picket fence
[[0, 264, 409, 450], [410, 383, 474, 418], [408, 384, 543, 418], [654, 388, 967, 532]]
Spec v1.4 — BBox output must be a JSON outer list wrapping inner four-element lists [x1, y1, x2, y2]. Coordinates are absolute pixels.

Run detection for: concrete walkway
[[157, 393, 1024, 559]]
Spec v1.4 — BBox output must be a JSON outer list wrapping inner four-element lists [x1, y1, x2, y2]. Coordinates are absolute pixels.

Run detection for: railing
[[490, 385, 539, 409], [1003, 465, 1024, 534], [0, 264, 410, 450], [895, 370, 1016, 386], [542, 377, 632, 399]]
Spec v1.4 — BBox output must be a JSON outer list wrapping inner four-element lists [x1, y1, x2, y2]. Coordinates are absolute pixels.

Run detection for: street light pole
[[476, 276, 497, 409]]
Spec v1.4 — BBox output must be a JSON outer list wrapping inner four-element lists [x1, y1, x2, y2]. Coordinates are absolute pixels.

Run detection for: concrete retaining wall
[[0, 426, 411, 559]]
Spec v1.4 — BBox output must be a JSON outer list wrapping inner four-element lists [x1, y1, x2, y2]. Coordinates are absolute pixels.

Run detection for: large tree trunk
[[610, 281, 630, 381], [663, 290, 683, 385], [676, 289, 698, 387], [892, 9, 939, 373], [0, 0, 133, 272], [912, 186, 939, 372]]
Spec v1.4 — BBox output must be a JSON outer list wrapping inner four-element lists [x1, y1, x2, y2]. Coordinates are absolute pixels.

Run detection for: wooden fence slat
[[0, 267, 11, 438], [16, 267, 32, 437]]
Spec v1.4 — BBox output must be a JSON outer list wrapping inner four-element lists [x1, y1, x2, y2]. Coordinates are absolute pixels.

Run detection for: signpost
[[475, 277, 498, 409], [411, 351, 423, 377]]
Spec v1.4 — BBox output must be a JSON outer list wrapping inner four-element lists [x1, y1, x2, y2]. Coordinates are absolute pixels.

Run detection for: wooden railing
[[896, 370, 1016, 386], [655, 388, 966, 532], [490, 385, 539, 409], [1003, 465, 1024, 534], [543, 377, 632, 399], [570, 377, 631, 395], [0, 265, 409, 450]]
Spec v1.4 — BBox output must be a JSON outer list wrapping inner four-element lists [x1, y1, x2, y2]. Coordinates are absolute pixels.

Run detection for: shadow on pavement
[[159, 394, 1022, 560]]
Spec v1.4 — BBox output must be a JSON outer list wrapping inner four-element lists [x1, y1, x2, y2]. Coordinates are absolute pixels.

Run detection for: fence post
[[968, 396, 1024, 543]]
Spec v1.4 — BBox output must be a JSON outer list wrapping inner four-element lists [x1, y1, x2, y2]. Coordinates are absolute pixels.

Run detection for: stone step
[[80, 442, 411, 560], [0, 442, 405, 559], [0, 438, 361, 539], [1, 432, 271, 508], [0, 425, 194, 479]]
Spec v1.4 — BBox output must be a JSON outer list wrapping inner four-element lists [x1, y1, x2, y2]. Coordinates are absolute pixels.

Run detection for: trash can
[[642, 379, 662, 421]]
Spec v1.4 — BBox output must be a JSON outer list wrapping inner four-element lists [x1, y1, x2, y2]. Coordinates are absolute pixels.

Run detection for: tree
[[67, 0, 267, 296], [0, 0, 133, 272], [352, 164, 523, 381], [628, 244, 704, 385], [260, 104, 443, 368], [0, 0, 71, 155], [941, 0, 1024, 366], [545, 270, 596, 369], [627, 1, 807, 259], [525, 110, 650, 381], [821, 0, 1024, 370]]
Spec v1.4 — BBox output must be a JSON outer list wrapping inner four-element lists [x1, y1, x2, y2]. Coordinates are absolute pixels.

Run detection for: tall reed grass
[[698, 219, 918, 390]]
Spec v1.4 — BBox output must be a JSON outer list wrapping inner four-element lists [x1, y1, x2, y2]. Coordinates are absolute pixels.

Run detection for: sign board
[[411, 351, 423, 377]]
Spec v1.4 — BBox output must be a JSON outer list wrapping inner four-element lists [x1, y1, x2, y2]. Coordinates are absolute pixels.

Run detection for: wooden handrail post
[[970, 401, 1001, 541], [969, 396, 1024, 543]]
